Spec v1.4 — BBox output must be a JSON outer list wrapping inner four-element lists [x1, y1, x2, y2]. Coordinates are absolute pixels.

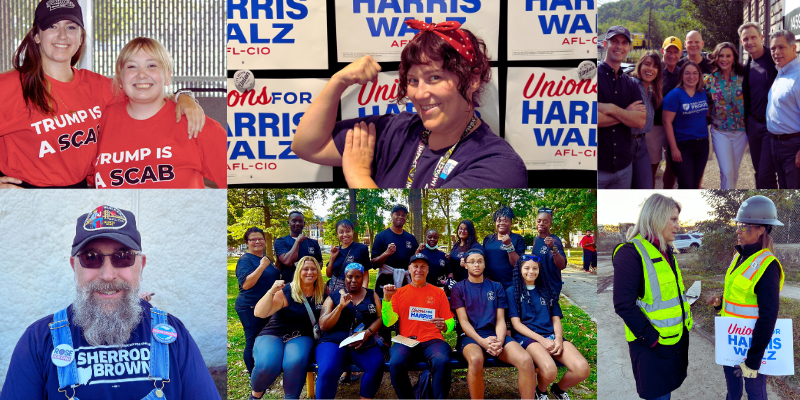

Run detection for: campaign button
[[152, 323, 178, 344], [51, 344, 75, 367]]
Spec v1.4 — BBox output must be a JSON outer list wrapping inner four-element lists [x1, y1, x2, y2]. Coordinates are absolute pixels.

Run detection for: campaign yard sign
[[339, 68, 500, 135], [227, 0, 328, 69], [505, 67, 597, 170], [227, 78, 333, 184], [715, 317, 793, 376], [334, 0, 500, 62], [508, 0, 597, 60]]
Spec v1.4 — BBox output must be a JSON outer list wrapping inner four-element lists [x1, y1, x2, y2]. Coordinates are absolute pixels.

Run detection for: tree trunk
[[263, 204, 274, 259], [349, 189, 358, 241], [409, 189, 423, 239]]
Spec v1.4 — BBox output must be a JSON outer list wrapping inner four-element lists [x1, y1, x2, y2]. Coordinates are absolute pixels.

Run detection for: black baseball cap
[[391, 204, 408, 214], [35, 0, 84, 30], [605, 26, 632, 42], [71, 205, 141, 256], [409, 253, 429, 265]]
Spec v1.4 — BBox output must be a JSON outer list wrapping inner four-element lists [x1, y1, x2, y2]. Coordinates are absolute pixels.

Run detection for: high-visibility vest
[[721, 249, 783, 319], [614, 234, 693, 345]]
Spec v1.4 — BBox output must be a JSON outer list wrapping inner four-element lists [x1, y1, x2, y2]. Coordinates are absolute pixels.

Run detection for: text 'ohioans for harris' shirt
[[0, 69, 114, 186], [93, 101, 227, 188]]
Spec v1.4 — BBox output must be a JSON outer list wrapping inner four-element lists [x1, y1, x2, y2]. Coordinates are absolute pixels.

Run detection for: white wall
[[0, 190, 227, 386]]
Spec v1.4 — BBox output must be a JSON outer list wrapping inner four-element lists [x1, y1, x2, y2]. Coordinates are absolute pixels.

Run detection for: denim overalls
[[48, 306, 171, 400]]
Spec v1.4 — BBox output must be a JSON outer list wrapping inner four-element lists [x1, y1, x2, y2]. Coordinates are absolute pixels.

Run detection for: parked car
[[673, 233, 703, 253]]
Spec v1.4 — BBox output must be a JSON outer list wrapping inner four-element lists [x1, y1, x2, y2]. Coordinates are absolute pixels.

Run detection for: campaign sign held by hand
[[715, 317, 793, 375]]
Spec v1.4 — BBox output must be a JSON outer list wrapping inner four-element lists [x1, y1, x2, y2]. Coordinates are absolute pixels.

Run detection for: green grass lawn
[[227, 256, 597, 399]]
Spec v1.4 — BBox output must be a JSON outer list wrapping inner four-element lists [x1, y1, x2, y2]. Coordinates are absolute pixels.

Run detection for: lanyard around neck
[[406, 115, 478, 189]]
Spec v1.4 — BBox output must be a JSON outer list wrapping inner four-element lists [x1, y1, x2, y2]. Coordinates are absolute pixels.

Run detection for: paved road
[[560, 264, 597, 321], [596, 253, 780, 400]]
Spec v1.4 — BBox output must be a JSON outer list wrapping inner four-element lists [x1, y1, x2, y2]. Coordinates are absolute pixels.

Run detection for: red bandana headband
[[404, 20, 475, 65]]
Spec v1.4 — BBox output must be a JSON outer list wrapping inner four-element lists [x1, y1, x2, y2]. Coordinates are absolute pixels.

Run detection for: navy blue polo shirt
[[654, 65, 682, 126], [235, 253, 281, 309], [482, 233, 526, 289], [274, 235, 323, 283], [530, 235, 565, 299], [449, 242, 484, 282], [371, 228, 419, 270], [599, 61, 643, 173], [506, 286, 563, 340], [420, 247, 449, 286], [450, 279, 508, 332]]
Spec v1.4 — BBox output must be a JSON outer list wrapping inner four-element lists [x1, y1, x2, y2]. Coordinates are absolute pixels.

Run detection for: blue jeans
[[746, 116, 778, 189], [648, 392, 672, 400], [598, 163, 633, 189], [631, 135, 654, 189], [583, 249, 597, 271], [770, 135, 800, 189], [669, 137, 709, 189], [723, 365, 768, 400], [315, 341, 385, 399], [251, 335, 315, 399], [389, 339, 451, 399], [236, 306, 269, 374]]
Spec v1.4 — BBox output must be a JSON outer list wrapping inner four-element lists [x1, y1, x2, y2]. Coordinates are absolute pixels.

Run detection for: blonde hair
[[113, 37, 173, 97], [627, 193, 682, 254], [291, 256, 325, 305]]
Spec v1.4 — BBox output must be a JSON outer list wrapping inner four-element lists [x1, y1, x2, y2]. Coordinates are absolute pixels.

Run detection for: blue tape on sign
[[152, 323, 178, 344]]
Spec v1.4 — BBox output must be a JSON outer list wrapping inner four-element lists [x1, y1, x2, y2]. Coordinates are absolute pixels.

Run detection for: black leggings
[[668, 137, 709, 189]]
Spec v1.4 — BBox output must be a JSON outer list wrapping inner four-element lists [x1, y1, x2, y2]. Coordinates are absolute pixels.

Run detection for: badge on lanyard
[[152, 323, 178, 344], [439, 159, 458, 179], [51, 344, 75, 367]]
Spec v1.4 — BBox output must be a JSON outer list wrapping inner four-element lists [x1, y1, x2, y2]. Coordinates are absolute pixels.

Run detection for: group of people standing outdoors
[[613, 193, 784, 400], [599, 22, 800, 190], [233, 205, 592, 399]]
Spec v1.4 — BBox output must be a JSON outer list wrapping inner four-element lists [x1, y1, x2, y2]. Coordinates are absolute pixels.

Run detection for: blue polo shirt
[[450, 279, 508, 332], [767, 57, 800, 135], [482, 233, 526, 289], [663, 87, 710, 141], [371, 228, 418, 270], [530, 235, 566, 299], [598, 61, 643, 173], [274, 235, 323, 282], [235, 253, 281, 309]]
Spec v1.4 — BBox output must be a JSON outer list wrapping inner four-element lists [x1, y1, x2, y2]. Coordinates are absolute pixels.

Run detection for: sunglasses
[[77, 250, 140, 269], [522, 255, 541, 263]]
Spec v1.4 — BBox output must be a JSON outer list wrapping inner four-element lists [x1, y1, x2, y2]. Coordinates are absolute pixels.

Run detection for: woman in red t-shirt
[[92, 38, 226, 189], [0, 0, 205, 188]]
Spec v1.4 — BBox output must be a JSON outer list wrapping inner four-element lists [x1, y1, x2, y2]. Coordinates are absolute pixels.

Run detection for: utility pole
[[648, 0, 653, 49]]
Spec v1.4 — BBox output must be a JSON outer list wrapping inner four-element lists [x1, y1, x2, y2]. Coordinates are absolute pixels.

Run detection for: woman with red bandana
[[0, 0, 205, 188], [292, 20, 527, 188]]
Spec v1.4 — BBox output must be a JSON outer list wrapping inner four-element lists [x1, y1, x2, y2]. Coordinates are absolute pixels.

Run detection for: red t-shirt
[[579, 235, 596, 251], [0, 69, 114, 186], [93, 101, 227, 188], [391, 283, 454, 343]]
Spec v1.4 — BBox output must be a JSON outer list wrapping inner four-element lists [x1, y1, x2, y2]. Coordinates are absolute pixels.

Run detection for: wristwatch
[[174, 89, 199, 104]]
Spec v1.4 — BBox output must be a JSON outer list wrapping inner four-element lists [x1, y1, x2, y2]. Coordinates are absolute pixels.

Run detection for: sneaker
[[535, 390, 550, 400], [248, 395, 262, 400], [552, 390, 571, 400]]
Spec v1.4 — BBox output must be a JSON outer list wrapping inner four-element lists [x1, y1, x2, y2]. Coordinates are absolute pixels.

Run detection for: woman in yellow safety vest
[[709, 195, 783, 400], [613, 193, 692, 400]]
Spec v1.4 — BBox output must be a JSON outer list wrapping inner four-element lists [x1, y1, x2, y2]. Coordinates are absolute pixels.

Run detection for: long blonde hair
[[627, 193, 682, 254], [291, 256, 325, 305]]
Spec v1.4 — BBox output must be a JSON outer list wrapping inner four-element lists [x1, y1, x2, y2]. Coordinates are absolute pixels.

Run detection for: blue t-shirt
[[235, 253, 281, 309], [506, 286, 563, 342], [320, 289, 380, 344], [260, 285, 325, 338], [274, 235, 323, 282], [0, 300, 219, 400], [450, 279, 508, 333], [371, 228, 419, 270], [330, 242, 373, 280], [332, 112, 527, 188], [530, 235, 565, 299], [482, 233, 526, 289], [421, 247, 449, 286], [449, 242, 484, 282], [663, 87, 710, 141]]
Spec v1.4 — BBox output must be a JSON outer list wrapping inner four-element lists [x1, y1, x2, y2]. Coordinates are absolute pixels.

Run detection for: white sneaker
[[536, 391, 550, 400], [552, 389, 571, 400]]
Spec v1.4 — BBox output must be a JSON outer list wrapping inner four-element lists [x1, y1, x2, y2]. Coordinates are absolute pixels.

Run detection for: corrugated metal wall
[[1, 0, 224, 96]]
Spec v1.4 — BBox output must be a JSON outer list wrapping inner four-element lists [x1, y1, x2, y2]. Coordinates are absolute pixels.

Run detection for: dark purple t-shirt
[[332, 112, 527, 188], [450, 279, 508, 332]]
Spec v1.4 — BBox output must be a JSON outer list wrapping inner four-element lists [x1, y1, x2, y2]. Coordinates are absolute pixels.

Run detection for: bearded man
[[0, 205, 219, 400]]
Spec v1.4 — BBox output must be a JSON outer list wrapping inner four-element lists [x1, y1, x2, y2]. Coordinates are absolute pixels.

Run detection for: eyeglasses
[[248, 237, 266, 242], [522, 255, 541, 263], [736, 222, 760, 232], [465, 260, 485, 266], [76, 250, 140, 269]]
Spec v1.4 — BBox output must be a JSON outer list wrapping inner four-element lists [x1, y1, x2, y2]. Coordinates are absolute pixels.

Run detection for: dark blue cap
[[464, 247, 485, 259], [391, 204, 408, 214], [409, 253, 429, 265], [71, 205, 141, 256], [605, 25, 632, 42]]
